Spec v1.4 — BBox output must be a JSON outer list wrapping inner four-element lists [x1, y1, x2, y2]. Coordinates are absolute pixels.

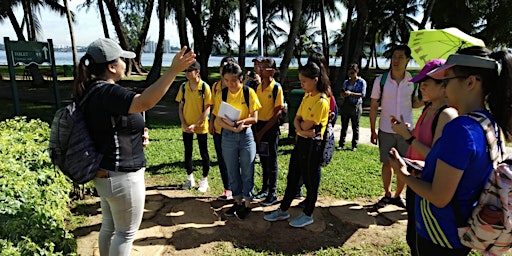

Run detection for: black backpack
[[49, 83, 104, 184], [222, 86, 250, 109]]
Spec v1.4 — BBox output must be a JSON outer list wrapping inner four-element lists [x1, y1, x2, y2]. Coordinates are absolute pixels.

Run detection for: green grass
[[356, 108, 423, 129]]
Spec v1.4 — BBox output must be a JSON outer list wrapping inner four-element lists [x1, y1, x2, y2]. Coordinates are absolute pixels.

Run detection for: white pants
[[94, 168, 145, 256]]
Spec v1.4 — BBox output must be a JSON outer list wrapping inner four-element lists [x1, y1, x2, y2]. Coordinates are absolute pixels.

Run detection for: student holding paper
[[213, 62, 262, 220], [209, 57, 237, 200]]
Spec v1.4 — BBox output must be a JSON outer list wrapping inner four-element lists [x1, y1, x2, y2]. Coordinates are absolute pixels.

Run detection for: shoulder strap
[[378, 71, 389, 104], [222, 87, 228, 102], [243, 86, 250, 109], [272, 82, 280, 104], [431, 105, 449, 137], [466, 112, 502, 164], [78, 82, 104, 109], [181, 82, 186, 103]]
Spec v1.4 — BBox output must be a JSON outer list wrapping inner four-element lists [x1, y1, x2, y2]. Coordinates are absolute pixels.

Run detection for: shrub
[[0, 117, 76, 255]]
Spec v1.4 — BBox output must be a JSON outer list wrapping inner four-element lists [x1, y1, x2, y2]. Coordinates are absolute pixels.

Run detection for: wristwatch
[[406, 135, 415, 145]]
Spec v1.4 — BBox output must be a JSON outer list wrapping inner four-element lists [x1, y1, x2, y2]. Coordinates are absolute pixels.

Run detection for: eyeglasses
[[441, 75, 469, 87]]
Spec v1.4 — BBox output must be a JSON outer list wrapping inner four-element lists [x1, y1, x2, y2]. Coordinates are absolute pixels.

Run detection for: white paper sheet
[[218, 101, 241, 121]]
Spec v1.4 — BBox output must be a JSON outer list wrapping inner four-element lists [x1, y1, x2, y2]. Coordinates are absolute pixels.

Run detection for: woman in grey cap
[[74, 38, 194, 256], [389, 46, 512, 255]]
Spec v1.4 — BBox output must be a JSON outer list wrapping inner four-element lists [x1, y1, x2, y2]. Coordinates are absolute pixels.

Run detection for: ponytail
[[488, 51, 512, 140], [72, 54, 117, 98]]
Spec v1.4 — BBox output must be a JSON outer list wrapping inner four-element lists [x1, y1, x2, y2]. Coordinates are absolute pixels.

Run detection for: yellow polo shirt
[[212, 86, 261, 122], [175, 80, 213, 134], [296, 92, 329, 138], [256, 80, 284, 121], [211, 81, 224, 134]]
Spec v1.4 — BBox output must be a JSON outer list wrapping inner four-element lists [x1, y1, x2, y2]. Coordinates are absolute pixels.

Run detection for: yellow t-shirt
[[213, 86, 262, 122], [175, 80, 213, 134], [255, 80, 284, 121], [211, 81, 224, 134], [296, 92, 329, 138]]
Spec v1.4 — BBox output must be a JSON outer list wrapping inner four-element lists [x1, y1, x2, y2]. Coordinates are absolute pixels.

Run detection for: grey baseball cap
[[86, 38, 136, 64]]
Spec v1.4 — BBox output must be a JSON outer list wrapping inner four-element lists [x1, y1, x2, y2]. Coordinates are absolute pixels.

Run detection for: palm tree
[[239, 0, 248, 69], [2, 0, 68, 86], [183, 0, 237, 83], [277, 15, 320, 67], [62, 0, 78, 74], [146, 0, 166, 85], [334, 0, 355, 92], [279, 0, 303, 84], [302, 0, 341, 63], [379, 0, 420, 46], [247, 1, 286, 55]]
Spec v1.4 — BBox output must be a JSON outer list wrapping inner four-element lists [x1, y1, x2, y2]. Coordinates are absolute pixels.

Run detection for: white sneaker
[[198, 178, 209, 192], [182, 178, 195, 190]]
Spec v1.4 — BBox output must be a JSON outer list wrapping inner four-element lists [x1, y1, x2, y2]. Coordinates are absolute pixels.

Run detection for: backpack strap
[[431, 105, 449, 137], [272, 82, 280, 104], [378, 71, 388, 104], [78, 82, 104, 109], [222, 86, 250, 110], [453, 111, 502, 227], [378, 71, 420, 103], [180, 82, 187, 103]]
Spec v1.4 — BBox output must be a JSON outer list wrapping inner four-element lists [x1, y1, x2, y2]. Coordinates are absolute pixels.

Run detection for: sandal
[[392, 196, 406, 208], [377, 196, 393, 208]]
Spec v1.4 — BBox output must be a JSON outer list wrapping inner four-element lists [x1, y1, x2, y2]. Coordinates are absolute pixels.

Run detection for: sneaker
[[217, 190, 233, 201], [254, 190, 268, 200], [351, 147, 357, 151], [298, 199, 306, 208], [225, 203, 241, 217], [198, 178, 209, 192], [182, 179, 195, 190], [263, 209, 290, 222], [260, 194, 278, 206], [235, 205, 251, 220], [289, 212, 314, 228]]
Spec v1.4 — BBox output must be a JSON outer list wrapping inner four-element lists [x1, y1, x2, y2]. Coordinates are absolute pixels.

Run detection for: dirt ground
[[73, 176, 408, 256]]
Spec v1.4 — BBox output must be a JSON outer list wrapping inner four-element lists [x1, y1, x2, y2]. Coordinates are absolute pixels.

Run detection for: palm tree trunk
[[98, 0, 110, 38], [64, 0, 78, 75], [103, 0, 142, 75], [334, 0, 355, 98], [146, 0, 166, 85], [238, 0, 247, 69], [134, 0, 155, 74], [419, 0, 436, 29], [320, 0, 329, 64], [7, 9, 26, 41], [351, 0, 368, 65], [279, 0, 303, 85], [176, 0, 189, 47]]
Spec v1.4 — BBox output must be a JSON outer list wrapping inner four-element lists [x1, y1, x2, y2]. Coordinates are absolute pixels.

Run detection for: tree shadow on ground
[[73, 189, 407, 255]]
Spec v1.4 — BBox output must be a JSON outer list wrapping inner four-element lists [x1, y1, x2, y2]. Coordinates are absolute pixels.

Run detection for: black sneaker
[[235, 205, 251, 220], [225, 203, 241, 217], [260, 194, 278, 206]]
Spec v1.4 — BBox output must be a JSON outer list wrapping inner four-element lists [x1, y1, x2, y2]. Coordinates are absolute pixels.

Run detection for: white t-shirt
[[370, 72, 415, 133]]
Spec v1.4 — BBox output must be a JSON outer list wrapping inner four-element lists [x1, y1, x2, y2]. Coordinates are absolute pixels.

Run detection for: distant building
[[163, 40, 171, 53], [144, 41, 156, 53]]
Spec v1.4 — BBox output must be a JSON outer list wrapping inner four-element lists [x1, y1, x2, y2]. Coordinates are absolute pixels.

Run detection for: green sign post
[[3, 37, 61, 115]]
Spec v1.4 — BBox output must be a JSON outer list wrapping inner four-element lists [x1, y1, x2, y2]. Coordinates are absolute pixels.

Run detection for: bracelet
[[406, 135, 415, 145]]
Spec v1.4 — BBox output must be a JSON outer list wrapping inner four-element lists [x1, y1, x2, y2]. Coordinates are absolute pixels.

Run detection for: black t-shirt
[[82, 81, 146, 171]]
